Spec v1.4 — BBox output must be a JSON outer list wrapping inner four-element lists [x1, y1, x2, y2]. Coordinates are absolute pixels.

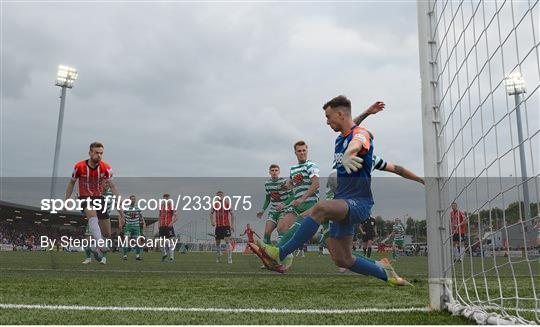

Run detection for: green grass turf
[[0, 250, 535, 324]]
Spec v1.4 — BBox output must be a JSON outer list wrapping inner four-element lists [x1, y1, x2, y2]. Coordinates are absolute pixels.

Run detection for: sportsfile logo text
[[40, 195, 253, 214]]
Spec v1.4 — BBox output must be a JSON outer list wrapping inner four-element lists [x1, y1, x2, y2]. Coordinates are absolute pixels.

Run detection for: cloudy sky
[[3, 1, 539, 180], [2, 2, 538, 229], [2, 2, 424, 179]]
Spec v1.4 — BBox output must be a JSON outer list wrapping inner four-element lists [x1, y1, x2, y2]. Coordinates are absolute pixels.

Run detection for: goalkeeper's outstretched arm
[[385, 163, 425, 185], [353, 101, 385, 125]]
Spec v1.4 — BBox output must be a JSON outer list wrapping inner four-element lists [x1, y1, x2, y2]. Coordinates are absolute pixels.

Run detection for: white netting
[[418, 0, 539, 324]]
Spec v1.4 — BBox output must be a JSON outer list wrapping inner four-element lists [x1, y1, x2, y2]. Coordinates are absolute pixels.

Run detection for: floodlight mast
[[50, 65, 78, 199], [504, 71, 531, 225]]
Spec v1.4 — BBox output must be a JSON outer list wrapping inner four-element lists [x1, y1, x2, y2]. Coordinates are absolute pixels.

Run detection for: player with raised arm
[[210, 191, 235, 264], [240, 223, 260, 244], [256, 164, 293, 244], [120, 195, 145, 261], [274, 141, 320, 247], [159, 193, 178, 262], [251, 95, 410, 286], [65, 142, 124, 264], [353, 102, 424, 185]]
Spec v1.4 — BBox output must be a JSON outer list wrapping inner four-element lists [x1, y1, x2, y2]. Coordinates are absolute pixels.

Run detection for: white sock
[[161, 246, 167, 256], [88, 217, 103, 242], [169, 245, 175, 259], [228, 243, 232, 259]]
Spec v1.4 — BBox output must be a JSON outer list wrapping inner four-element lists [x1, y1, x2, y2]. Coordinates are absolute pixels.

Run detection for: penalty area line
[[0, 303, 431, 314]]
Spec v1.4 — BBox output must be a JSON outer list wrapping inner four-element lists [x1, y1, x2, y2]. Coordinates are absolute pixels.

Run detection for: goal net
[[417, 0, 539, 324]]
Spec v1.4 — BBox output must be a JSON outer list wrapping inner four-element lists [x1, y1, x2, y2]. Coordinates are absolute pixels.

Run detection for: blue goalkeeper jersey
[[333, 125, 374, 206]]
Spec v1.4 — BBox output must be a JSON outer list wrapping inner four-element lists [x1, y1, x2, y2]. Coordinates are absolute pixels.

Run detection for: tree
[[374, 216, 385, 237], [405, 217, 415, 236], [416, 220, 427, 242], [384, 220, 394, 238]]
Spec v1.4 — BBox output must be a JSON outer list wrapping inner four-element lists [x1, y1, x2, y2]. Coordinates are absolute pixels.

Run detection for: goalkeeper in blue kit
[[251, 95, 411, 286]]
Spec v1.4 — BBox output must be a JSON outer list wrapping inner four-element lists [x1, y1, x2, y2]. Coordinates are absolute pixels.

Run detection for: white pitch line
[[0, 303, 431, 314], [2, 267, 535, 278], [0, 267, 427, 276]]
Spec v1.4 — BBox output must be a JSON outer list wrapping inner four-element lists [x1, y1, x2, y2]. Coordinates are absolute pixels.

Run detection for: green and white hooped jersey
[[265, 177, 292, 212], [393, 223, 405, 241], [123, 206, 143, 227], [290, 160, 320, 203]]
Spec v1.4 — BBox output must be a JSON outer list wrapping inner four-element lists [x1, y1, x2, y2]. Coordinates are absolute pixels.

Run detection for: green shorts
[[393, 239, 404, 247], [266, 211, 285, 225], [124, 225, 141, 238], [285, 201, 317, 216]]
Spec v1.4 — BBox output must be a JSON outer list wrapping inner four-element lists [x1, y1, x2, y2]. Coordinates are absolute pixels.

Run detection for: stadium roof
[[0, 200, 158, 229]]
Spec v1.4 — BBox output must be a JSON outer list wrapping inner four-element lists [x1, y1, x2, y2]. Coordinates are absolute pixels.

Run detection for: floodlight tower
[[50, 65, 78, 199], [504, 71, 531, 224]]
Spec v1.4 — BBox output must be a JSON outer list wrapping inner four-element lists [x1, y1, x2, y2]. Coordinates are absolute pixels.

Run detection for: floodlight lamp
[[504, 71, 526, 95], [55, 65, 78, 88]]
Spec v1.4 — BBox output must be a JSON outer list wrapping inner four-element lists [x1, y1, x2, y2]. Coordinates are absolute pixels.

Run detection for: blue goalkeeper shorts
[[329, 199, 372, 239]]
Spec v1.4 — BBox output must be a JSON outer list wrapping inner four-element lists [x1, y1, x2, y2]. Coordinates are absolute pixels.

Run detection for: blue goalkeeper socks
[[279, 216, 320, 261], [348, 255, 388, 281]]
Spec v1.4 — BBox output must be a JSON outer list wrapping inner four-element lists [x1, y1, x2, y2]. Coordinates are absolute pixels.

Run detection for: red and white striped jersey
[[159, 201, 175, 227], [71, 160, 113, 197], [212, 200, 232, 227]]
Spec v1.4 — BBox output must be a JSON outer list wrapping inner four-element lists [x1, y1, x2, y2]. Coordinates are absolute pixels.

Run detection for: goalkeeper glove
[[342, 154, 363, 174]]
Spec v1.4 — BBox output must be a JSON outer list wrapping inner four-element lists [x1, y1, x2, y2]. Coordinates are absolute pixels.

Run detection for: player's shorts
[[329, 199, 372, 239], [124, 225, 141, 238], [393, 239, 404, 247], [159, 226, 175, 238], [78, 196, 110, 220], [362, 233, 375, 242], [285, 200, 317, 216], [215, 226, 231, 240], [452, 233, 466, 242], [266, 211, 284, 225]]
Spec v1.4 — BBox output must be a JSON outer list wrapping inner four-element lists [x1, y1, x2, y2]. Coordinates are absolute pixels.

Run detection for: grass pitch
[[0, 249, 532, 324]]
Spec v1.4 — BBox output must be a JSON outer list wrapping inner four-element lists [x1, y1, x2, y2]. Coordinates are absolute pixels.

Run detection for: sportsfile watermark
[[39, 235, 178, 251], [40, 195, 253, 214]]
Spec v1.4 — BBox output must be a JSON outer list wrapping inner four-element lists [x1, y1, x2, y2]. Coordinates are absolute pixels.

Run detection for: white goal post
[[417, 0, 539, 324]]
